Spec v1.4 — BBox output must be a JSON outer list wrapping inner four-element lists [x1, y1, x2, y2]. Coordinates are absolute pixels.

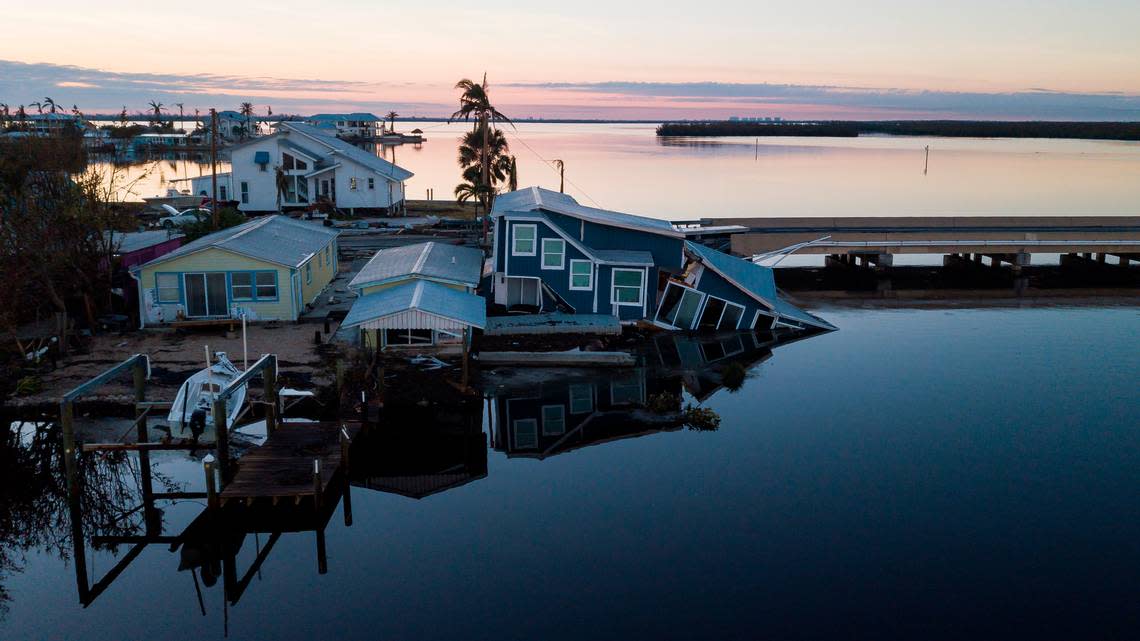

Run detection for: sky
[[2, 0, 1139, 120]]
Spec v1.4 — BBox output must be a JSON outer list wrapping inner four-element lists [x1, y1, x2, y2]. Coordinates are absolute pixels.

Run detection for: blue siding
[[543, 211, 683, 271], [504, 219, 595, 312], [692, 266, 773, 329]]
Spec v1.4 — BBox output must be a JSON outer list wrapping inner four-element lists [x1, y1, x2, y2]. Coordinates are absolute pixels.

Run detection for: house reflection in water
[[486, 329, 822, 459]]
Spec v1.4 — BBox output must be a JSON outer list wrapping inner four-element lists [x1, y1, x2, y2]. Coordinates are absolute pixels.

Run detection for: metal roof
[[685, 241, 835, 331], [342, 280, 486, 330], [140, 215, 338, 269], [493, 187, 682, 238], [110, 230, 182, 254], [278, 122, 413, 181], [308, 113, 380, 122], [349, 242, 483, 290]]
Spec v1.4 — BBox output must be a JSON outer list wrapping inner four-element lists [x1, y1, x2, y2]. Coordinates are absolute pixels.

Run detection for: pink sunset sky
[[2, 0, 1139, 120]]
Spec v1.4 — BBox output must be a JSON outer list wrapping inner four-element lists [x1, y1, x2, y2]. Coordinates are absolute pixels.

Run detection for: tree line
[[656, 120, 1140, 141]]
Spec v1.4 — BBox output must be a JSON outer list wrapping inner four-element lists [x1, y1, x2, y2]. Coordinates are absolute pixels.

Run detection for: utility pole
[[210, 109, 219, 229], [924, 145, 930, 176], [553, 159, 565, 193]]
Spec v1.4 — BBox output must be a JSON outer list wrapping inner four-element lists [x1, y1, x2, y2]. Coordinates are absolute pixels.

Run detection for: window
[[541, 238, 565, 270], [349, 177, 358, 190], [384, 329, 433, 346], [155, 273, 180, 303], [219, 185, 227, 201], [325, 245, 331, 267], [511, 224, 536, 256], [255, 272, 277, 299], [305, 263, 312, 284], [542, 405, 565, 435], [240, 181, 249, 204], [367, 177, 375, 190], [656, 283, 704, 329], [611, 376, 645, 405], [230, 272, 254, 300], [513, 419, 538, 449], [282, 152, 306, 171], [611, 269, 644, 306], [720, 302, 745, 330], [569, 260, 592, 290], [569, 384, 593, 414]]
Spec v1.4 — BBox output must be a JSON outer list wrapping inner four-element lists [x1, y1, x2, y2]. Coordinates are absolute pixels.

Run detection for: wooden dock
[[220, 421, 361, 506]]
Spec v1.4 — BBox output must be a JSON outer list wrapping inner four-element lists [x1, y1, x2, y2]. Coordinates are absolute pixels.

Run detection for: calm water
[[2, 304, 1138, 640], [91, 123, 1140, 219]]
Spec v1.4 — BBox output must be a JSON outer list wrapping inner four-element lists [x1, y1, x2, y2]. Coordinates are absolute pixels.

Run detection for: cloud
[[505, 81, 1140, 120], [0, 60, 450, 115]]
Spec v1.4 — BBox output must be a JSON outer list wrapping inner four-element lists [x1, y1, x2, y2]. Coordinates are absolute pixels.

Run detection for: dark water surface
[[2, 304, 1137, 640]]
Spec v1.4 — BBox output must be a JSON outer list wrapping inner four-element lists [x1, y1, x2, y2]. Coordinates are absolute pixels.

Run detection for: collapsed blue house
[[489, 187, 834, 332]]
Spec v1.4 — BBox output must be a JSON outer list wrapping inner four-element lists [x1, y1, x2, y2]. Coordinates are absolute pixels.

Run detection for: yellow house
[[133, 215, 339, 326]]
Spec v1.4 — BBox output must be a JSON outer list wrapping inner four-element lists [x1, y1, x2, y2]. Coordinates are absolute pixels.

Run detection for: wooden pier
[[220, 421, 360, 507]]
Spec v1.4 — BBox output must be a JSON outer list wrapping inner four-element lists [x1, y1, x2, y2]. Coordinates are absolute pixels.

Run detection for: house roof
[[139, 215, 338, 269], [593, 249, 655, 266], [349, 242, 483, 290], [278, 122, 413, 181], [342, 280, 486, 330], [109, 230, 182, 254], [685, 241, 836, 331], [308, 113, 380, 122], [492, 187, 682, 238]]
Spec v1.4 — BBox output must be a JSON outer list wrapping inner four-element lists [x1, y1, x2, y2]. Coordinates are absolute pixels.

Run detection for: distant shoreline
[[655, 120, 1140, 141]]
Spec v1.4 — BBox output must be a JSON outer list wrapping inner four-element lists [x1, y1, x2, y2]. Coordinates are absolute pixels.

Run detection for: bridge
[[690, 215, 1140, 272]]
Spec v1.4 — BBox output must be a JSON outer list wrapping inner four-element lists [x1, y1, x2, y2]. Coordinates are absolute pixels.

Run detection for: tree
[[508, 156, 518, 192], [16, 106, 27, 130], [174, 103, 184, 132], [147, 100, 163, 127], [43, 97, 57, 114], [274, 165, 288, 211], [239, 102, 254, 139], [450, 74, 513, 218], [0, 104, 8, 130], [385, 111, 399, 133], [30, 102, 42, 115], [119, 106, 129, 128]]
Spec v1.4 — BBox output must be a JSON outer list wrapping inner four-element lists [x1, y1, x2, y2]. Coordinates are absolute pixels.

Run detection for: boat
[[167, 352, 247, 436], [143, 187, 200, 212]]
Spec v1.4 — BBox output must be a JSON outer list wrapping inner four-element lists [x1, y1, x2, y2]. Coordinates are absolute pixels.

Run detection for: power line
[[501, 127, 603, 208]]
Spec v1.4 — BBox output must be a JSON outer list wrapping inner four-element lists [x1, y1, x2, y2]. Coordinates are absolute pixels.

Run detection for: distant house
[[341, 241, 485, 351], [490, 187, 833, 331], [306, 113, 381, 139], [131, 215, 339, 326], [203, 110, 252, 142], [215, 122, 411, 214], [24, 112, 87, 136]]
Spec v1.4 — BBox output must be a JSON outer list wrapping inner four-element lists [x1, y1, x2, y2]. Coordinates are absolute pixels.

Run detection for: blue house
[[489, 187, 834, 332]]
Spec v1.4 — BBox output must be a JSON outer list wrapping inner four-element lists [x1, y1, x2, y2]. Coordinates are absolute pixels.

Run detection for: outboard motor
[[189, 408, 208, 441]]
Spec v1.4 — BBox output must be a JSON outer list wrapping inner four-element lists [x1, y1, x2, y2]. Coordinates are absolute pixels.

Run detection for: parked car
[[158, 205, 211, 229]]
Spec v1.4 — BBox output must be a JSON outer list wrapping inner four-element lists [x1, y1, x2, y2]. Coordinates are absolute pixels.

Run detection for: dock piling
[[204, 455, 219, 510]]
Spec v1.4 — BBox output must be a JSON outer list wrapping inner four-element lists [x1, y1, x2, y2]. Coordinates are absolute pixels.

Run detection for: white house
[[201, 110, 253, 142], [306, 113, 381, 139], [217, 121, 412, 213]]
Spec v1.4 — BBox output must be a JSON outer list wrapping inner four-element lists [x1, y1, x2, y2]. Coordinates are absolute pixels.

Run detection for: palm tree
[[30, 101, 42, 114], [175, 103, 184, 132], [508, 156, 518, 192], [450, 74, 514, 216], [16, 105, 27, 130], [239, 102, 254, 139], [148, 100, 164, 127], [274, 165, 289, 211], [0, 103, 8, 130], [385, 111, 399, 133], [43, 97, 57, 114], [454, 180, 493, 215]]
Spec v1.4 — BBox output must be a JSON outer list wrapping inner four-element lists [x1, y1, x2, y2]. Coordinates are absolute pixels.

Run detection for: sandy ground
[[11, 323, 335, 409]]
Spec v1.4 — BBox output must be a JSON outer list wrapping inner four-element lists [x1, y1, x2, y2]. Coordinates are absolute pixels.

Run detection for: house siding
[[298, 239, 338, 305], [691, 267, 773, 330]]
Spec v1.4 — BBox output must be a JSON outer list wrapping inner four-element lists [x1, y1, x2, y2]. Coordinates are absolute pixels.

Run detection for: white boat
[[167, 352, 247, 436], [144, 187, 200, 212]]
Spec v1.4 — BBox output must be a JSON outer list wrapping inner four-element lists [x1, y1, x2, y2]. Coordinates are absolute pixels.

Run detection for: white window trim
[[569, 259, 593, 291], [541, 404, 566, 435], [610, 268, 645, 307], [512, 223, 537, 257], [655, 281, 705, 329], [568, 384, 594, 414], [719, 300, 747, 330], [698, 295, 745, 330], [513, 418, 538, 449], [541, 238, 566, 270]]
